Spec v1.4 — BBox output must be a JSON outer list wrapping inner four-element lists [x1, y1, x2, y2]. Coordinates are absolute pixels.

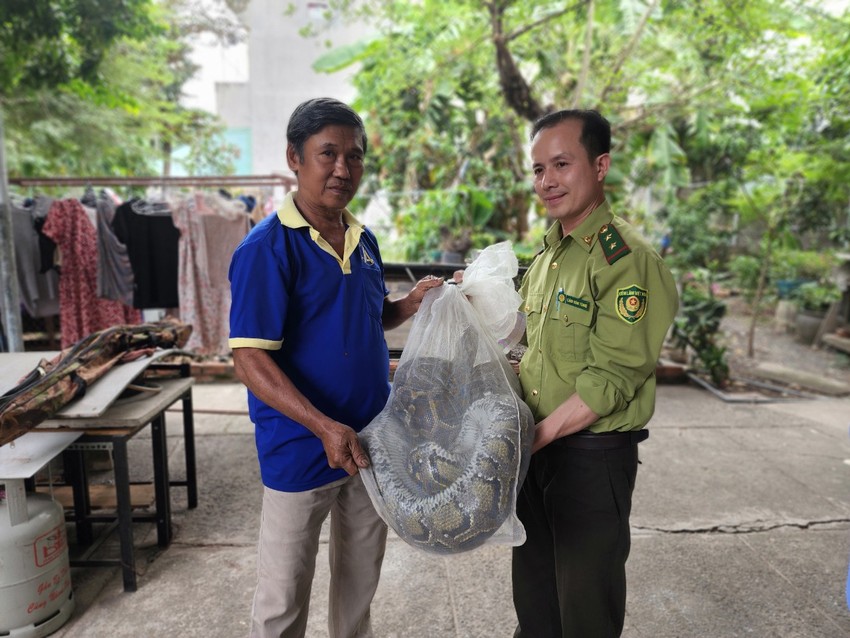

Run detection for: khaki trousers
[[250, 475, 388, 638]]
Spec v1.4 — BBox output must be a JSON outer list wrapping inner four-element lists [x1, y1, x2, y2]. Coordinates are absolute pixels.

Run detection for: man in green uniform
[[512, 109, 679, 637]]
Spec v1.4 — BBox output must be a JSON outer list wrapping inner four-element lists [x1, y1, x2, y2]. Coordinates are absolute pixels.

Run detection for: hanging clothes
[[172, 192, 251, 355], [78, 189, 98, 229], [111, 198, 180, 309], [31, 195, 58, 274], [41, 198, 141, 348], [94, 193, 135, 307], [4, 197, 60, 318]]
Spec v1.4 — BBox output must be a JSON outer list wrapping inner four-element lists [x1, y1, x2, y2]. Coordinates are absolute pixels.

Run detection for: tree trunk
[[746, 244, 772, 358], [488, 2, 545, 122]]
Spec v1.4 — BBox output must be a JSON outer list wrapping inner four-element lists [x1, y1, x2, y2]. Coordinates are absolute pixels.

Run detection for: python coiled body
[[359, 328, 534, 555]]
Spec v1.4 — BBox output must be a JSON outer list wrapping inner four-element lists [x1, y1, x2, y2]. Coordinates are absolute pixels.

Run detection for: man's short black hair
[[531, 109, 611, 161], [287, 97, 367, 160]]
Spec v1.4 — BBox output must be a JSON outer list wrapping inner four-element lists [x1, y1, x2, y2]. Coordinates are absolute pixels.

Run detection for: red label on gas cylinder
[[33, 524, 66, 567]]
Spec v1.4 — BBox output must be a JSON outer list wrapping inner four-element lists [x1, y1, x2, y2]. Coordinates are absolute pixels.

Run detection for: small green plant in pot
[[770, 249, 838, 299], [790, 280, 842, 345], [791, 280, 842, 315]]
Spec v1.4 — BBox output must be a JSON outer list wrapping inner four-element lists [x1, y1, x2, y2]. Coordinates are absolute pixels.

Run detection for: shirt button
[[563, 315, 569, 322], [525, 305, 530, 312], [542, 304, 548, 312], [531, 389, 538, 396], [550, 262, 558, 269]]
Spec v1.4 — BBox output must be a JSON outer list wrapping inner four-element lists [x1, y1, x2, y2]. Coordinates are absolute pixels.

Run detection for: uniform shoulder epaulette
[[598, 223, 631, 265]]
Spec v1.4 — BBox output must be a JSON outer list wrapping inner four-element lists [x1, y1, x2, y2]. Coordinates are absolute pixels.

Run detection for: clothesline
[[3, 188, 257, 357], [8, 174, 296, 189]]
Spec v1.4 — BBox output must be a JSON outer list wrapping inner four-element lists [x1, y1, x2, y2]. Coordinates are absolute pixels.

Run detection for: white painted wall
[[217, 0, 371, 175]]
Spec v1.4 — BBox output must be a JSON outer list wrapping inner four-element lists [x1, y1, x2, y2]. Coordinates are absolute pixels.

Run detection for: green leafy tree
[[0, 0, 157, 349], [790, 13, 850, 245], [311, 1, 849, 265], [314, 1, 540, 260], [0, 0, 242, 350], [0, 0, 155, 92], [301, 0, 850, 381], [1, 0, 243, 178], [698, 7, 850, 356]]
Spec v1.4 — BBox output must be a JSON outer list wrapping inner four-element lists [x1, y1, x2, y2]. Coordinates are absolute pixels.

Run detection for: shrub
[[728, 254, 761, 302], [671, 271, 730, 387], [791, 280, 842, 312]]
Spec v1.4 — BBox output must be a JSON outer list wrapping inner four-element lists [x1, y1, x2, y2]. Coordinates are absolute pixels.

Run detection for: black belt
[[555, 429, 649, 450]]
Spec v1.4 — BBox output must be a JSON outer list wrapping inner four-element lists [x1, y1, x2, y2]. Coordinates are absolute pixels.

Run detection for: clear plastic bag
[[458, 241, 526, 353], [359, 242, 533, 554]]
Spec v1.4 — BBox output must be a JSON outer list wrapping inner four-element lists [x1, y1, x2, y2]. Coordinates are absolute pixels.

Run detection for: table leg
[[111, 440, 137, 592], [151, 412, 172, 547], [181, 389, 198, 509], [63, 449, 93, 546]]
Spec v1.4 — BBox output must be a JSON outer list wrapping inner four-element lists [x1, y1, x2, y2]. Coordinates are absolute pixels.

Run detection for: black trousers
[[512, 441, 639, 638]]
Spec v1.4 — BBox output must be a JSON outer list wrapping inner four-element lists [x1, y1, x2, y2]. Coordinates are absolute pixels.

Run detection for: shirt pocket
[[551, 301, 594, 361], [360, 265, 385, 321], [522, 292, 545, 345]]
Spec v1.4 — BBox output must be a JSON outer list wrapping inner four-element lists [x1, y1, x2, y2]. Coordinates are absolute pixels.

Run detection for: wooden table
[[39, 374, 195, 592], [1, 353, 196, 593]]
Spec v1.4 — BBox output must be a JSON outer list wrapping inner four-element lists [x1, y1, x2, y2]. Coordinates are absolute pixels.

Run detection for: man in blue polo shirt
[[229, 97, 443, 638]]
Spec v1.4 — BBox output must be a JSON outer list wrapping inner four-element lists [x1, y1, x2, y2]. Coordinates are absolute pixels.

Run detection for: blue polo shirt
[[228, 192, 391, 492]]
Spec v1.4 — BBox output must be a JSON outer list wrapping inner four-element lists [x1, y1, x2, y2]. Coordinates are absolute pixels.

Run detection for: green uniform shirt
[[519, 201, 679, 433]]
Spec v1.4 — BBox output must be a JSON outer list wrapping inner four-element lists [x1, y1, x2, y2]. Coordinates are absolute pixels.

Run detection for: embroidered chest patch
[[616, 285, 648, 324]]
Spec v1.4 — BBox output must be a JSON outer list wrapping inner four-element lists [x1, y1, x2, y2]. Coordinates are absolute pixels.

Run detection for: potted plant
[[770, 249, 837, 299], [768, 249, 839, 337], [790, 280, 842, 344]]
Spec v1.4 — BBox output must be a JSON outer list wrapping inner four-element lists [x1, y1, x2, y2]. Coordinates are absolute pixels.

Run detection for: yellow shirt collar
[[277, 191, 364, 273]]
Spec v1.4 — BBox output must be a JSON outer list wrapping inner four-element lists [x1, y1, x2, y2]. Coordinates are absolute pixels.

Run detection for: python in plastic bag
[[359, 242, 534, 554]]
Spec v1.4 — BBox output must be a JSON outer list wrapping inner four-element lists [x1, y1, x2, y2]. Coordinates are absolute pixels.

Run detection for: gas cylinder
[[0, 492, 75, 637]]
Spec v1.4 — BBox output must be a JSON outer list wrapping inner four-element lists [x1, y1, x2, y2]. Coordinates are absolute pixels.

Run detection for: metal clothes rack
[[8, 174, 296, 190]]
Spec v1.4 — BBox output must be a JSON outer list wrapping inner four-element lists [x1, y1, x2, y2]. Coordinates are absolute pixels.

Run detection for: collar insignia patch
[[599, 223, 631, 264]]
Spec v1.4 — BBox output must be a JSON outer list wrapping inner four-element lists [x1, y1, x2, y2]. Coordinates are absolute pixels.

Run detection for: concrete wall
[[217, 0, 370, 175]]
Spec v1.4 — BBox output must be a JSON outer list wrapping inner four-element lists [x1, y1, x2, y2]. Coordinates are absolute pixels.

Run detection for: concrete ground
[[39, 381, 850, 638]]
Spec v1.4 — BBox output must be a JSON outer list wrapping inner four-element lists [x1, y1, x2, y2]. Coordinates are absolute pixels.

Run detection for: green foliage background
[[3, 0, 849, 268], [311, 0, 850, 268], [0, 0, 242, 178]]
